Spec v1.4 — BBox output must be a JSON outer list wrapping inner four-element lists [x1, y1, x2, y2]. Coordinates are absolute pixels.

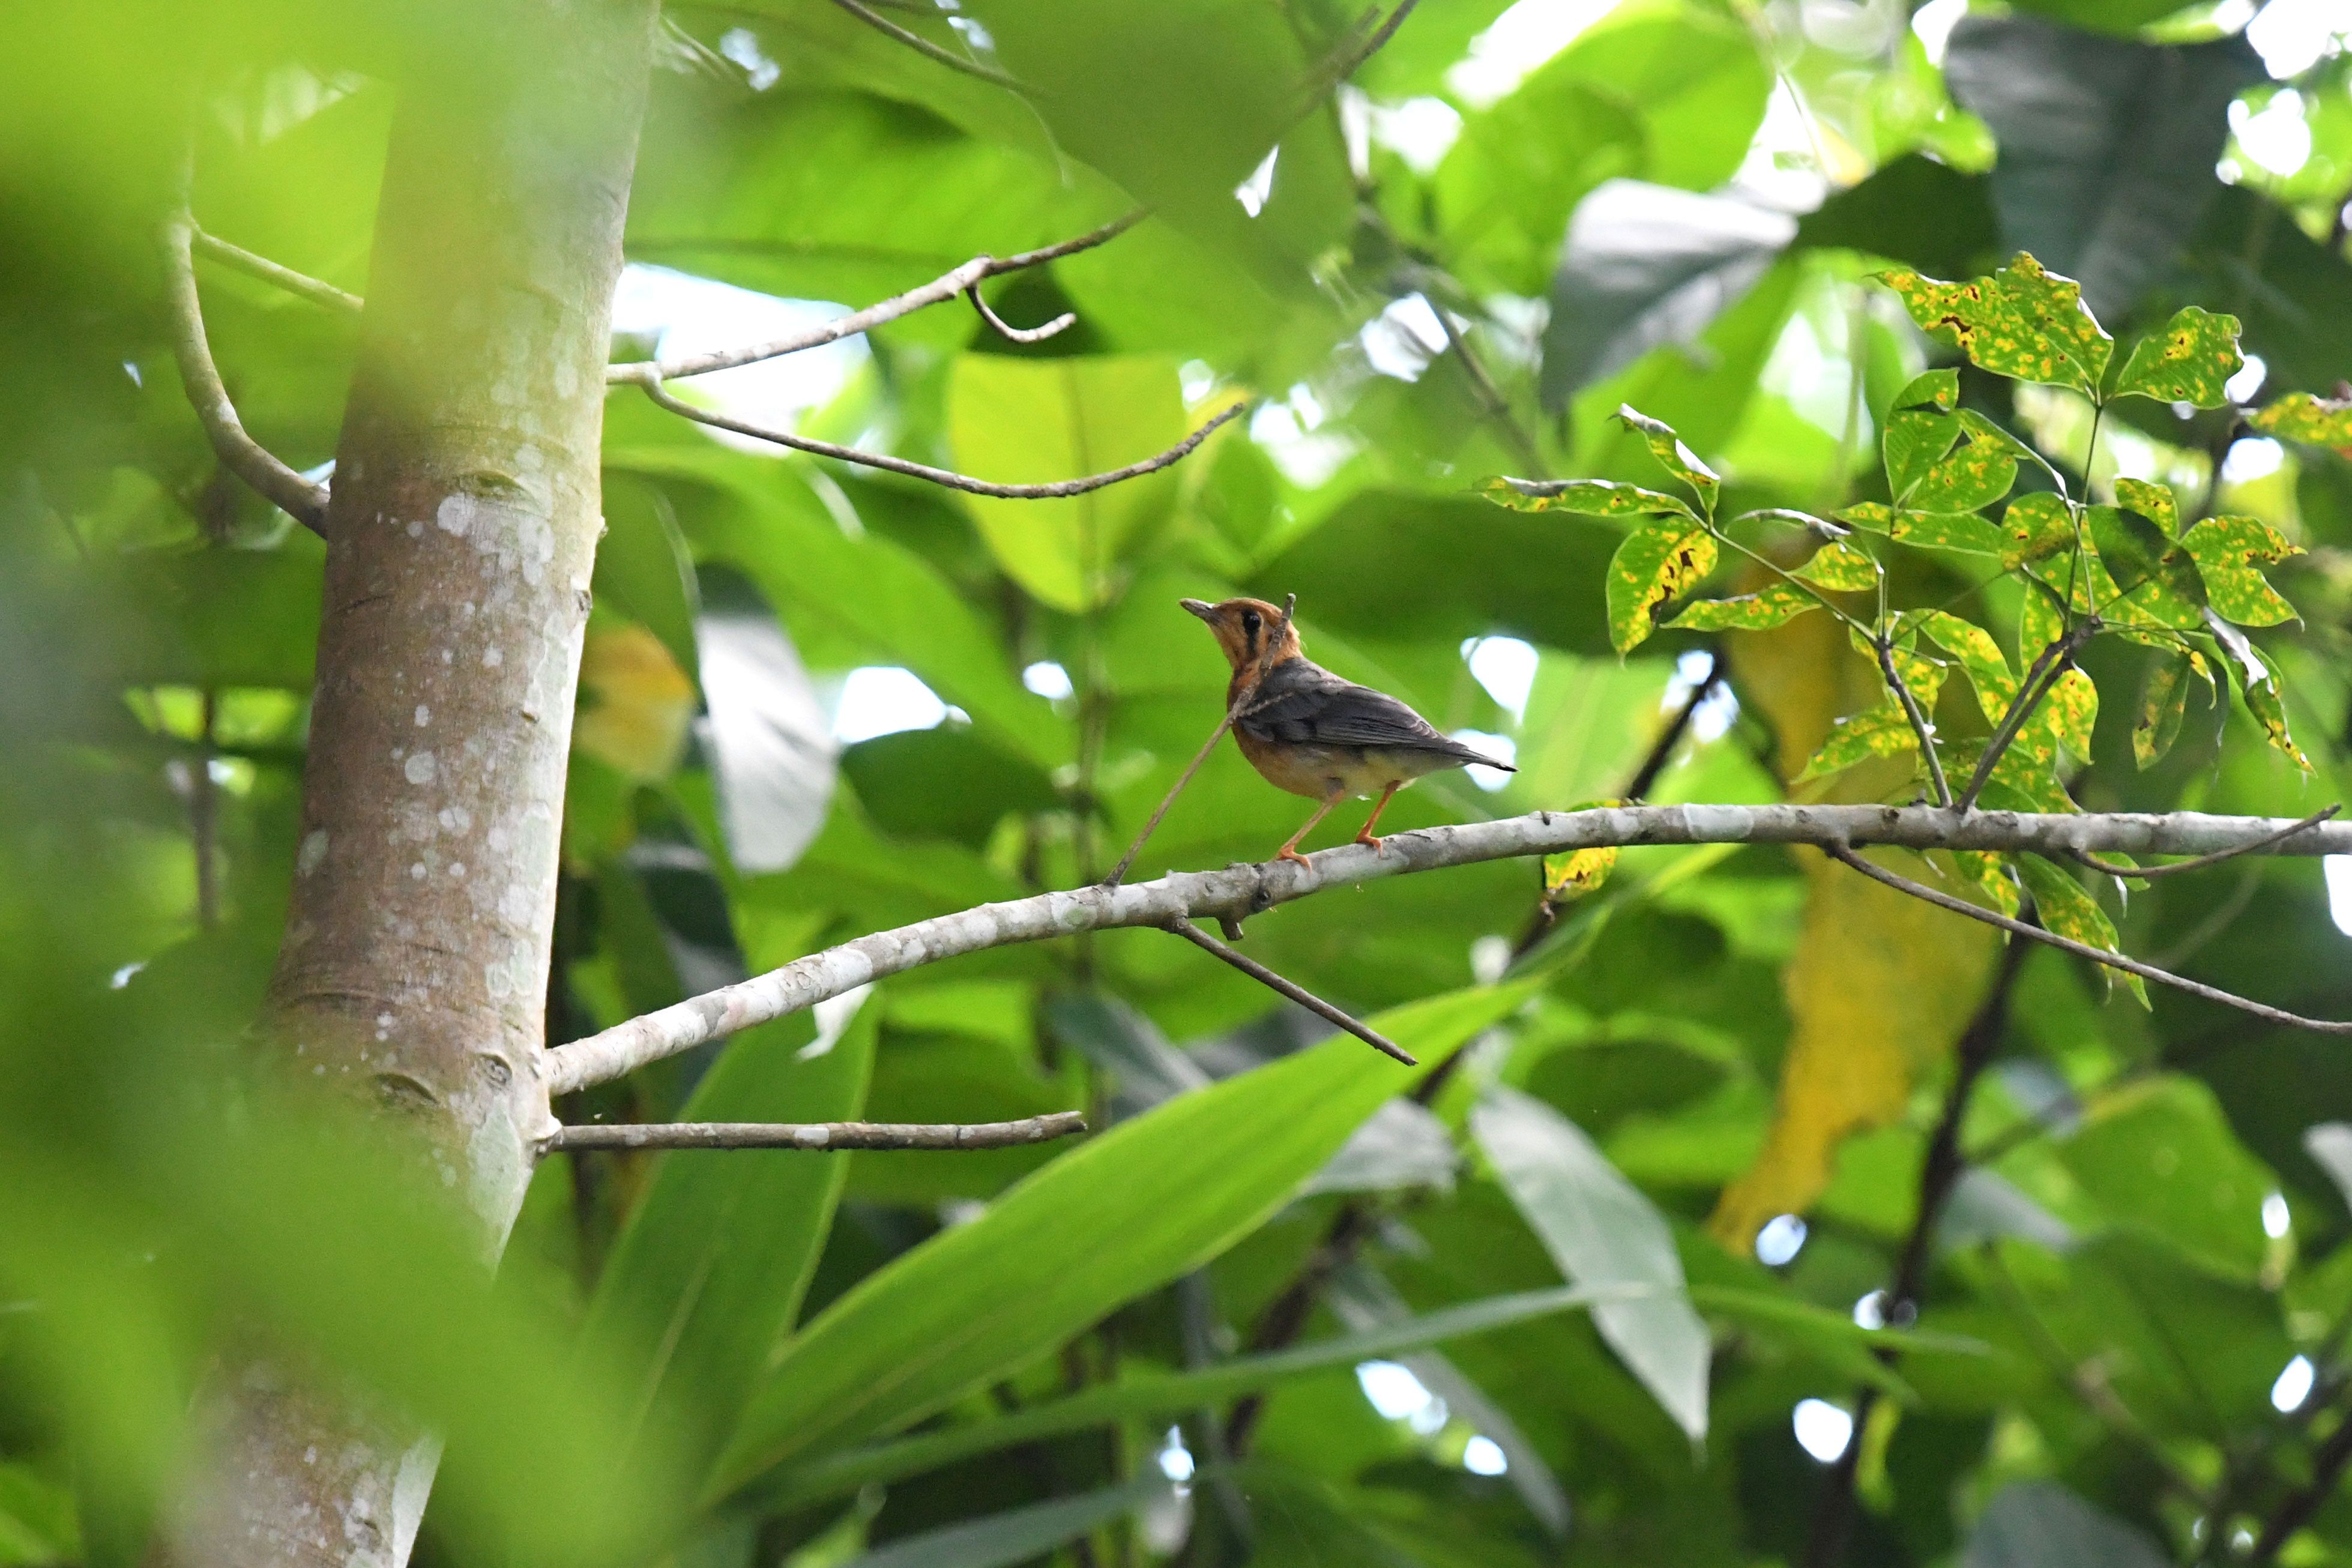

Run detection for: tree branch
[[824, 0, 1025, 89], [190, 225, 363, 314], [1821, 842, 2352, 1036], [2249, 1411, 2352, 1564], [967, 286, 1076, 345], [638, 379, 1244, 499], [606, 211, 1141, 384], [1164, 917, 1414, 1066], [1876, 636, 1952, 807], [1954, 623, 2096, 812], [540, 1111, 1085, 1154], [543, 804, 2352, 1095], [158, 214, 331, 535], [2072, 805, 2341, 880]]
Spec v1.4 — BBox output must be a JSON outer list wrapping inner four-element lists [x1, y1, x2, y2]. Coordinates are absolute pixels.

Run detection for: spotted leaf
[[1797, 703, 1916, 781], [1940, 849, 2022, 918], [1667, 581, 1818, 633], [1617, 406, 1719, 515], [1794, 539, 1880, 592], [2112, 306, 2243, 408], [1544, 846, 1618, 902], [1478, 476, 1698, 520], [2179, 514, 2300, 627], [2243, 648, 2311, 772], [2043, 666, 2097, 762], [2016, 855, 2145, 1007], [1997, 492, 2075, 569], [1892, 511, 2007, 555], [1883, 378, 1961, 498], [2133, 649, 2194, 770], [1919, 610, 2016, 722], [2112, 477, 2179, 538], [1877, 253, 2112, 395], [2250, 391, 2352, 447], [1907, 425, 2018, 514], [1606, 520, 1718, 654], [2085, 505, 2206, 627]]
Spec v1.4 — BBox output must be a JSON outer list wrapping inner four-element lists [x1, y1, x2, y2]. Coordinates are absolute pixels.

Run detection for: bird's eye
[[1241, 609, 1262, 637]]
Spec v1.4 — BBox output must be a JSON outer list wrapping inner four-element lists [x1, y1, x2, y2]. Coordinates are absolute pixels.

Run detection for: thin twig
[[1103, 595, 1295, 889], [541, 1111, 1085, 1154], [1165, 917, 1416, 1066], [2072, 805, 2341, 879], [191, 689, 220, 930], [1954, 623, 2097, 812], [158, 214, 331, 535], [1822, 842, 2352, 1035], [642, 380, 1243, 499], [1306, 0, 1422, 94], [2249, 1405, 2352, 1563], [610, 211, 1141, 382], [967, 286, 1075, 345], [190, 226, 363, 314], [824, 0, 1025, 88], [1877, 636, 1953, 807]]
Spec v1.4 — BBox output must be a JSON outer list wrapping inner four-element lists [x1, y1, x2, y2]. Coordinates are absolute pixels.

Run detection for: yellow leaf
[[575, 622, 698, 782]]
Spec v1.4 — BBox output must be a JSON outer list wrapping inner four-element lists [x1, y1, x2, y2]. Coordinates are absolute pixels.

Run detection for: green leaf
[[1893, 368, 1961, 413], [2083, 503, 2173, 596], [580, 1007, 875, 1470], [2112, 306, 2243, 406], [710, 985, 1531, 1495], [596, 473, 702, 681], [1473, 1087, 1711, 1440], [2016, 854, 2143, 1006], [2043, 666, 2098, 764], [1882, 405, 1962, 500], [1994, 493, 2073, 570], [2243, 647, 2312, 771], [2249, 390, 2352, 445], [2057, 1077, 2279, 1279], [2178, 514, 2301, 627], [1797, 704, 1917, 780], [1794, 539, 1880, 592], [1892, 511, 2009, 556], [2111, 477, 2180, 538], [840, 1476, 1174, 1568], [1605, 519, 1717, 654], [1617, 405, 1719, 514], [947, 354, 1187, 612], [1920, 610, 2018, 722], [1477, 475, 1697, 520], [1876, 252, 2113, 394], [2133, 650, 2194, 770], [1905, 423, 2018, 513], [1665, 581, 1817, 632]]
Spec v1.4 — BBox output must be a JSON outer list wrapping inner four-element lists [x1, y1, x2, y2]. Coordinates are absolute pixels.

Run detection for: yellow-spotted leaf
[[1606, 520, 1717, 654], [1843, 502, 2006, 556], [1859, 631, 1947, 715], [2134, 649, 2193, 770], [2016, 854, 2145, 1007], [1617, 405, 1719, 514], [1479, 475, 1697, 520], [2250, 390, 2352, 446], [1795, 539, 1880, 592], [1543, 822, 1620, 902], [1941, 849, 2022, 918], [2112, 477, 2180, 538], [2112, 306, 2243, 408], [1997, 492, 2076, 569], [2085, 504, 2206, 627], [2179, 514, 2301, 627], [1667, 581, 1817, 633], [2019, 584, 2067, 673], [2044, 666, 2097, 762], [1919, 610, 2016, 722], [1907, 425, 2018, 514], [1797, 703, 1916, 780], [1882, 407, 1961, 498], [1877, 252, 2112, 395], [2245, 649, 2312, 772]]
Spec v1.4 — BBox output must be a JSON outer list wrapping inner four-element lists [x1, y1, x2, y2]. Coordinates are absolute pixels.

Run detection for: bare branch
[[2072, 804, 2341, 880], [639, 379, 1246, 499], [824, 0, 1025, 89], [541, 1111, 1085, 1154], [1876, 637, 1953, 808], [1821, 842, 2352, 1036], [1165, 917, 1416, 1066], [967, 286, 1076, 345], [607, 211, 1141, 384], [190, 226, 363, 315], [543, 803, 2352, 1095], [158, 215, 331, 536]]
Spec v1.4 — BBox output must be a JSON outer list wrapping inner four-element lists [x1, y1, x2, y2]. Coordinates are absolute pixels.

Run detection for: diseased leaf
[[1876, 252, 2113, 394], [1883, 400, 1962, 499], [2084, 503, 2200, 616], [1606, 520, 1718, 654], [2111, 477, 2180, 538], [2179, 514, 2300, 627], [1666, 581, 1817, 632], [2250, 390, 2352, 445], [2043, 666, 2097, 762], [1797, 704, 1917, 780], [1543, 846, 1618, 902], [2016, 854, 2145, 1006], [1479, 475, 1698, 521], [1997, 492, 2076, 569], [1618, 405, 1719, 514], [1920, 610, 2018, 722], [1893, 368, 1961, 412], [2133, 650, 2192, 769], [1907, 426, 2018, 514], [2112, 306, 2243, 406], [1841, 502, 2006, 555], [1943, 849, 2023, 918], [2243, 648, 2311, 771], [1795, 539, 1880, 592]]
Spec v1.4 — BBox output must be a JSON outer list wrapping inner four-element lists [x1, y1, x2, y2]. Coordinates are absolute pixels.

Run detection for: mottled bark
[[157, 4, 659, 1564]]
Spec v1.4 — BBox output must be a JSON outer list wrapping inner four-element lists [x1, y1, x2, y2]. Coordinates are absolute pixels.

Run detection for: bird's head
[[1181, 596, 1301, 676]]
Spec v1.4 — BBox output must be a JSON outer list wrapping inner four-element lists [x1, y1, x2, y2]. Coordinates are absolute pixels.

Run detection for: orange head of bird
[[1181, 596, 1300, 678]]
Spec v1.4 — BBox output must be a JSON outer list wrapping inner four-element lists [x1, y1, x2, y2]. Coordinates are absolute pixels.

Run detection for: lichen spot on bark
[[298, 829, 330, 876], [403, 751, 438, 786]]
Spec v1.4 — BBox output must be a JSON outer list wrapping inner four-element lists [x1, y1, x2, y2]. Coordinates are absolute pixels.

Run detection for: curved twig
[[543, 804, 2352, 1094], [966, 286, 1076, 344], [1955, 622, 2096, 812], [1821, 842, 2352, 1036], [1876, 637, 1952, 807], [190, 226, 362, 315], [158, 214, 331, 536], [824, 0, 1025, 89], [541, 1111, 1085, 1154], [608, 211, 1142, 384], [2071, 804, 2341, 880], [641, 379, 1245, 499], [1165, 917, 1414, 1065]]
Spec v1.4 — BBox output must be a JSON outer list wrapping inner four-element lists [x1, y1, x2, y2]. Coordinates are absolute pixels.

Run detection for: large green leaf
[[945, 354, 1187, 612], [840, 1476, 1174, 1568], [710, 984, 1532, 1495], [2056, 1076, 2275, 1281], [1961, 1480, 2171, 1568]]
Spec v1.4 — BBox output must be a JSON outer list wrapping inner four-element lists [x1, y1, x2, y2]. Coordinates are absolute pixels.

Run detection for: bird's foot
[[1276, 847, 1313, 870], [1353, 831, 1387, 855]]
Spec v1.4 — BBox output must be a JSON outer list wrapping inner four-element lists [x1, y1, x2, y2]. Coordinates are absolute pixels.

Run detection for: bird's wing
[[1240, 659, 1513, 768]]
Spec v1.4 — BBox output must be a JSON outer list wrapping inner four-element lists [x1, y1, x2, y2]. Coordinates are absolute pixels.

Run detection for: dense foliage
[[10, 1, 2352, 1566]]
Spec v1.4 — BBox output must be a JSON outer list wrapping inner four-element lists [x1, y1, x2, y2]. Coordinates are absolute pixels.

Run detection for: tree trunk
[[157, 5, 658, 1564]]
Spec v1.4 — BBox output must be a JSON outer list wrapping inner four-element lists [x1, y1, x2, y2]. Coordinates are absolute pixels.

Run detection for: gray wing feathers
[[1240, 660, 1513, 770]]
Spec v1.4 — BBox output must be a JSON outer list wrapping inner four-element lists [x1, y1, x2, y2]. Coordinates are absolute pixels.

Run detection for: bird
[[1181, 596, 1514, 867]]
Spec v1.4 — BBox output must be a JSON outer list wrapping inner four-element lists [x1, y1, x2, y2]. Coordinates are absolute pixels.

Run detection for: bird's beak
[[1179, 598, 1214, 621]]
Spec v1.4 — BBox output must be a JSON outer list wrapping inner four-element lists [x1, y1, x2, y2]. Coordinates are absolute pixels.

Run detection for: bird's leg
[[1354, 782, 1402, 854], [1272, 791, 1341, 869]]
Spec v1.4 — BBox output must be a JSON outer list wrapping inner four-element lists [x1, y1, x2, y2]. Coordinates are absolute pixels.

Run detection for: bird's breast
[[1232, 727, 1452, 800]]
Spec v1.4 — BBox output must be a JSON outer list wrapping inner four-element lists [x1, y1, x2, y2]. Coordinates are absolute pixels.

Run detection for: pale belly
[[1235, 732, 1457, 801]]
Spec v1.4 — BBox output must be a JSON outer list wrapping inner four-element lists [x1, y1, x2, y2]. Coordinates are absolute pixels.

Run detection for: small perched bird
[[1183, 596, 1514, 866]]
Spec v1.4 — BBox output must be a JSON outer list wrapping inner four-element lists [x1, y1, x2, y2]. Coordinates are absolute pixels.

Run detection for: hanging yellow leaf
[[575, 621, 698, 782], [2244, 648, 2312, 772], [2133, 650, 2196, 770]]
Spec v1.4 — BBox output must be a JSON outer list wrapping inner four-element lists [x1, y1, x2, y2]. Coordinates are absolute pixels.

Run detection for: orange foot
[[1277, 847, 1314, 869], [1353, 831, 1387, 855]]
